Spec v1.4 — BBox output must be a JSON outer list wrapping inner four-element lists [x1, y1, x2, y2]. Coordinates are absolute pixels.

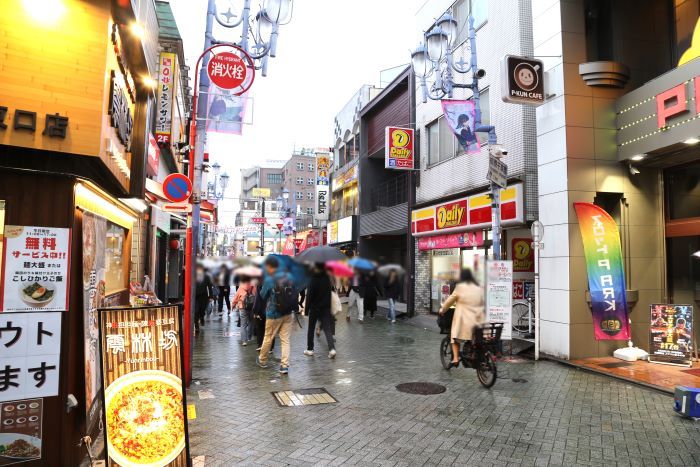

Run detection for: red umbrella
[[325, 261, 354, 278]]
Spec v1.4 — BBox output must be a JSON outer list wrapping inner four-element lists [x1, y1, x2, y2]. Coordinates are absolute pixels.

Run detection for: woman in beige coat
[[439, 269, 485, 367]]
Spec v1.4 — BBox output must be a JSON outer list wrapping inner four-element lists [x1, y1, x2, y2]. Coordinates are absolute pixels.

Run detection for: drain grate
[[598, 362, 633, 369], [396, 382, 446, 395], [272, 388, 337, 407]]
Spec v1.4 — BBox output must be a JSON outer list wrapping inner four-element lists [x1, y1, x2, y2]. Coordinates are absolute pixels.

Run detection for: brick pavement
[[187, 311, 700, 466]]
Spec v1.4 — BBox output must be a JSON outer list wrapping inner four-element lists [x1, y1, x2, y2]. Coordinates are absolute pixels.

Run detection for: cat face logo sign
[[385, 127, 414, 170], [501, 55, 544, 106]]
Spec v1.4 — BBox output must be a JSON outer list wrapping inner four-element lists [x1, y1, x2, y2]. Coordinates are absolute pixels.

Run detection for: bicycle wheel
[[476, 351, 497, 388], [512, 302, 530, 333], [440, 336, 453, 370]]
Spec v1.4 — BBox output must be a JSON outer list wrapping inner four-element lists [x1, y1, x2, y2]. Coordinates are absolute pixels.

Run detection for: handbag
[[330, 290, 342, 316]]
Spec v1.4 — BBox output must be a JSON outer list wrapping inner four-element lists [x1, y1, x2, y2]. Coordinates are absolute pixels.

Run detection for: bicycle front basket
[[475, 322, 504, 349]]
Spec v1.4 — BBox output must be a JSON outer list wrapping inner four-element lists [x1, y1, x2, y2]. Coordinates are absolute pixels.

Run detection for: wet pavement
[[187, 310, 700, 466]]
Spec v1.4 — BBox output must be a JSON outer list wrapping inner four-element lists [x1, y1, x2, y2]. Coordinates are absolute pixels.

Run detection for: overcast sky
[[169, 0, 420, 225]]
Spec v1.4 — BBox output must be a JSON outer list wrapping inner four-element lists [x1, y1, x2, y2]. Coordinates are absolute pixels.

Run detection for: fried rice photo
[[106, 379, 185, 465]]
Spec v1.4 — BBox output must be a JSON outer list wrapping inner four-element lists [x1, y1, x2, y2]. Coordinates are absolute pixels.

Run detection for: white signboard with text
[[486, 260, 513, 340]]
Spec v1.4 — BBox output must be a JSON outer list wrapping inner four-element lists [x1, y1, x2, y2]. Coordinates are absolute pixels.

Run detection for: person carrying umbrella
[[303, 263, 337, 359]]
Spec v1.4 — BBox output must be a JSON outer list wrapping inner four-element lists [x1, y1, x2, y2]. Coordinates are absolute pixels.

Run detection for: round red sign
[[207, 52, 247, 90]]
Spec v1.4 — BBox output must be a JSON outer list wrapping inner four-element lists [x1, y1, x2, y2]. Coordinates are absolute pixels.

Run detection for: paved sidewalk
[[187, 311, 700, 466]]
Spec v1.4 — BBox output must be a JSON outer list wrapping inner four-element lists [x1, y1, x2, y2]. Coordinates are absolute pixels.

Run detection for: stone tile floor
[[187, 311, 700, 466]]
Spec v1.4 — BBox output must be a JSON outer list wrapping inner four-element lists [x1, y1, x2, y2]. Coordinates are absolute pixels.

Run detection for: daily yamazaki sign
[[411, 183, 524, 237]]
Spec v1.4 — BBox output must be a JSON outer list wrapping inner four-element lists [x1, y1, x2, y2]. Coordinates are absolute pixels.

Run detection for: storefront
[[412, 183, 526, 313], [327, 215, 357, 256]]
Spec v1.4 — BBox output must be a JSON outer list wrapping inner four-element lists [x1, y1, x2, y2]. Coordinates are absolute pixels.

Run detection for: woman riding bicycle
[[438, 269, 485, 368]]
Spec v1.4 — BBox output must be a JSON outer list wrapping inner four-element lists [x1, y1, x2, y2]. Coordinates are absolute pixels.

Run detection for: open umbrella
[[325, 261, 354, 278], [233, 265, 262, 278], [295, 246, 345, 264], [348, 257, 376, 271], [377, 263, 406, 277]]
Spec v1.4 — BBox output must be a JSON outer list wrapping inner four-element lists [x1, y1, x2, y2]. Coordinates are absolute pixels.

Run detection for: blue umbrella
[[264, 254, 309, 291], [348, 257, 376, 271]]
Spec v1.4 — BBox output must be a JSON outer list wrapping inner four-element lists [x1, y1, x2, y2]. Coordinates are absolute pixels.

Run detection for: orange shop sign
[[385, 127, 414, 170]]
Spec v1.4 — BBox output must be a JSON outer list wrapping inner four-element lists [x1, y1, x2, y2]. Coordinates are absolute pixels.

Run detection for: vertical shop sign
[[649, 304, 693, 365], [574, 203, 631, 340], [0, 312, 61, 402], [315, 153, 330, 221], [0, 398, 43, 465], [384, 127, 414, 169], [486, 260, 513, 340], [0, 226, 70, 312], [155, 52, 175, 144], [511, 238, 534, 272], [82, 212, 107, 435], [99, 305, 189, 467]]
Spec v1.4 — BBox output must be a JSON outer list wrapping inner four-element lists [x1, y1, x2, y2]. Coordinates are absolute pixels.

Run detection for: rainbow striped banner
[[574, 203, 631, 340]]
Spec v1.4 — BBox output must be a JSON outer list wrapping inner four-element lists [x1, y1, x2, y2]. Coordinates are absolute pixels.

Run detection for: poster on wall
[[315, 153, 330, 221], [99, 305, 189, 467], [0, 226, 71, 312], [573, 203, 631, 341], [384, 127, 414, 169], [486, 260, 513, 340], [441, 100, 481, 154], [0, 312, 61, 403], [0, 398, 43, 466], [649, 304, 694, 366], [82, 212, 107, 435]]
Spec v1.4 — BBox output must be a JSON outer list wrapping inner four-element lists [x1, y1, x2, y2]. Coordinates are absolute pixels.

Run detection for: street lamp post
[[411, 14, 502, 259], [207, 161, 229, 200]]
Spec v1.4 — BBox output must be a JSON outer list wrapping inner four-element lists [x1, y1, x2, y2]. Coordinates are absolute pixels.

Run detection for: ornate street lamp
[[207, 162, 228, 200]]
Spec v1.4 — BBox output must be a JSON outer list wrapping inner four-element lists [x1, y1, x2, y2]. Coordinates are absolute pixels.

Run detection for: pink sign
[[417, 231, 484, 251]]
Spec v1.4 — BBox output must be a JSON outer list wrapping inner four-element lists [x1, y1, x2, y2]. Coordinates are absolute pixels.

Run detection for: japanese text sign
[[208, 51, 248, 91], [649, 304, 693, 365], [156, 52, 175, 145], [486, 260, 513, 340], [99, 305, 189, 467], [0, 312, 61, 403], [384, 127, 414, 170], [1, 226, 71, 312], [315, 153, 330, 221]]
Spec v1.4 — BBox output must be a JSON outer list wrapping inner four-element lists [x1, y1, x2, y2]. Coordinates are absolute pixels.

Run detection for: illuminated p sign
[[656, 77, 700, 128]]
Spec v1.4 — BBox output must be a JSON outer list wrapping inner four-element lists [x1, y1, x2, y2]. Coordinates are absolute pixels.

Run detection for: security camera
[[628, 163, 640, 176], [489, 144, 508, 158], [475, 69, 486, 79]]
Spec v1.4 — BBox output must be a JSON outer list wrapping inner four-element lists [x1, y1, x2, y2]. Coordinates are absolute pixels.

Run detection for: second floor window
[[296, 177, 304, 185], [295, 191, 303, 200], [267, 173, 282, 184], [308, 163, 314, 171], [296, 162, 304, 170]]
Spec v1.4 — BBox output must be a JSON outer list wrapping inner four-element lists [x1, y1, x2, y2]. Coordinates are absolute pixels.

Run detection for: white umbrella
[[234, 265, 262, 277], [377, 263, 405, 277]]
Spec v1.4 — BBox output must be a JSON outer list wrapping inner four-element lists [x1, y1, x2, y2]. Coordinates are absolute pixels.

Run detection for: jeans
[[307, 310, 334, 351], [218, 286, 231, 312], [240, 308, 253, 343], [348, 290, 364, 321], [387, 298, 396, 321], [259, 314, 293, 367]]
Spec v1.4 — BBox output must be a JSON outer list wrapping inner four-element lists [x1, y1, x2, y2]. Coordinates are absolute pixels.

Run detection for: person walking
[[347, 273, 364, 323], [438, 269, 485, 368], [252, 279, 275, 352], [363, 271, 379, 319], [303, 264, 336, 359], [384, 270, 401, 323], [215, 264, 232, 319], [233, 276, 255, 346], [257, 257, 295, 374], [194, 265, 215, 332]]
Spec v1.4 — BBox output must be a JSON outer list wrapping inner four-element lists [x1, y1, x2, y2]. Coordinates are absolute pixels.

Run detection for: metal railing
[[370, 174, 407, 211]]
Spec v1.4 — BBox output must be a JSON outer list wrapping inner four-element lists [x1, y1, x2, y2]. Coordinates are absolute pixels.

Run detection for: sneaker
[[279, 366, 289, 375], [256, 357, 268, 368], [256, 347, 262, 351], [304, 350, 314, 356], [242, 342, 248, 347], [329, 349, 337, 359], [391, 320, 396, 323]]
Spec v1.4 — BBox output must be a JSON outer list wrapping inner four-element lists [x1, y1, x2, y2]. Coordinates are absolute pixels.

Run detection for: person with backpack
[[233, 275, 256, 346], [257, 256, 296, 374], [303, 264, 336, 359]]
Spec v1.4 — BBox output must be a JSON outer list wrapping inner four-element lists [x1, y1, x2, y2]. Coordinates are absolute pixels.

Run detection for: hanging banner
[[384, 127, 414, 169], [206, 88, 248, 135], [99, 305, 189, 467], [574, 203, 631, 340], [1, 226, 71, 312], [441, 100, 481, 154], [315, 153, 330, 221], [649, 304, 693, 366], [155, 52, 176, 145]]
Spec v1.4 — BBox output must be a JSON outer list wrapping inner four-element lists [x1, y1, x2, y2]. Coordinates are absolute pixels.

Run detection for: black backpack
[[243, 292, 256, 311], [273, 275, 297, 315]]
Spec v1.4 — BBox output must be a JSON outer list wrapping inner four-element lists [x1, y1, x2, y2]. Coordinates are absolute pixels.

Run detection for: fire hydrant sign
[[208, 51, 247, 90], [1, 226, 71, 312]]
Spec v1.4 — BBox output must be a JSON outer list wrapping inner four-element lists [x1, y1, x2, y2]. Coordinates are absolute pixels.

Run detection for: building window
[[452, 0, 487, 45], [267, 173, 282, 184], [307, 191, 314, 200], [296, 162, 304, 170], [295, 191, 303, 200], [308, 163, 314, 171], [296, 177, 303, 185], [307, 178, 314, 185], [306, 207, 313, 215]]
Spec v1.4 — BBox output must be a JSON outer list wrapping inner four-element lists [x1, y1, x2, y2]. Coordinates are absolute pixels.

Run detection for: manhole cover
[[511, 378, 528, 383], [598, 362, 633, 369], [272, 388, 337, 407], [396, 382, 446, 395]]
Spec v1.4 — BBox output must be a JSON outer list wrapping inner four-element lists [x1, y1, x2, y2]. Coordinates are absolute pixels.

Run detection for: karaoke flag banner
[[574, 203, 630, 340]]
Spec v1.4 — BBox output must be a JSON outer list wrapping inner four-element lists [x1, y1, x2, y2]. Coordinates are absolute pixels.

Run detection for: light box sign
[[315, 153, 330, 221], [155, 52, 176, 145], [99, 305, 189, 467], [385, 127, 414, 169]]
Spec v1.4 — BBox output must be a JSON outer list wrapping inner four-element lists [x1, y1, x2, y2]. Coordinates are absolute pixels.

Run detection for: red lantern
[[169, 239, 181, 250]]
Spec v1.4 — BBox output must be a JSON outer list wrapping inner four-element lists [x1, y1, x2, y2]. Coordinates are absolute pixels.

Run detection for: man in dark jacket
[[303, 265, 336, 359], [195, 265, 214, 332]]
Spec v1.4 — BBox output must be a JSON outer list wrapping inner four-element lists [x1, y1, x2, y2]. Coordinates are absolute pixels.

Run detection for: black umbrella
[[295, 246, 345, 263]]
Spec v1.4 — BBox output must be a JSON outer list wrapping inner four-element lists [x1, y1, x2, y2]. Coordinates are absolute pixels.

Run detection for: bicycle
[[512, 297, 534, 337], [440, 322, 503, 388]]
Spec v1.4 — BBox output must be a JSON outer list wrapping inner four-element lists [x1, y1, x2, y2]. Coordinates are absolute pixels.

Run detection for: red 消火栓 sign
[[208, 51, 249, 91], [411, 183, 524, 238]]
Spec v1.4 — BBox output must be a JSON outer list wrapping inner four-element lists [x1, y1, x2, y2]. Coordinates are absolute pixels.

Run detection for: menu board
[[486, 260, 513, 340], [0, 398, 43, 466], [649, 304, 694, 366], [99, 305, 189, 467], [0, 226, 71, 312]]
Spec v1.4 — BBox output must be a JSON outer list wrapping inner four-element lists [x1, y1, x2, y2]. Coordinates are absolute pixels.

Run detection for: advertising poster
[[0, 312, 61, 403], [486, 260, 513, 340], [574, 203, 631, 340], [82, 211, 107, 435], [440, 100, 481, 154], [315, 153, 330, 221], [384, 127, 414, 169], [0, 226, 70, 313], [155, 52, 175, 144], [0, 398, 43, 466], [649, 304, 693, 365], [206, 88, 248, 135], [99, 305, 189, 467]]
